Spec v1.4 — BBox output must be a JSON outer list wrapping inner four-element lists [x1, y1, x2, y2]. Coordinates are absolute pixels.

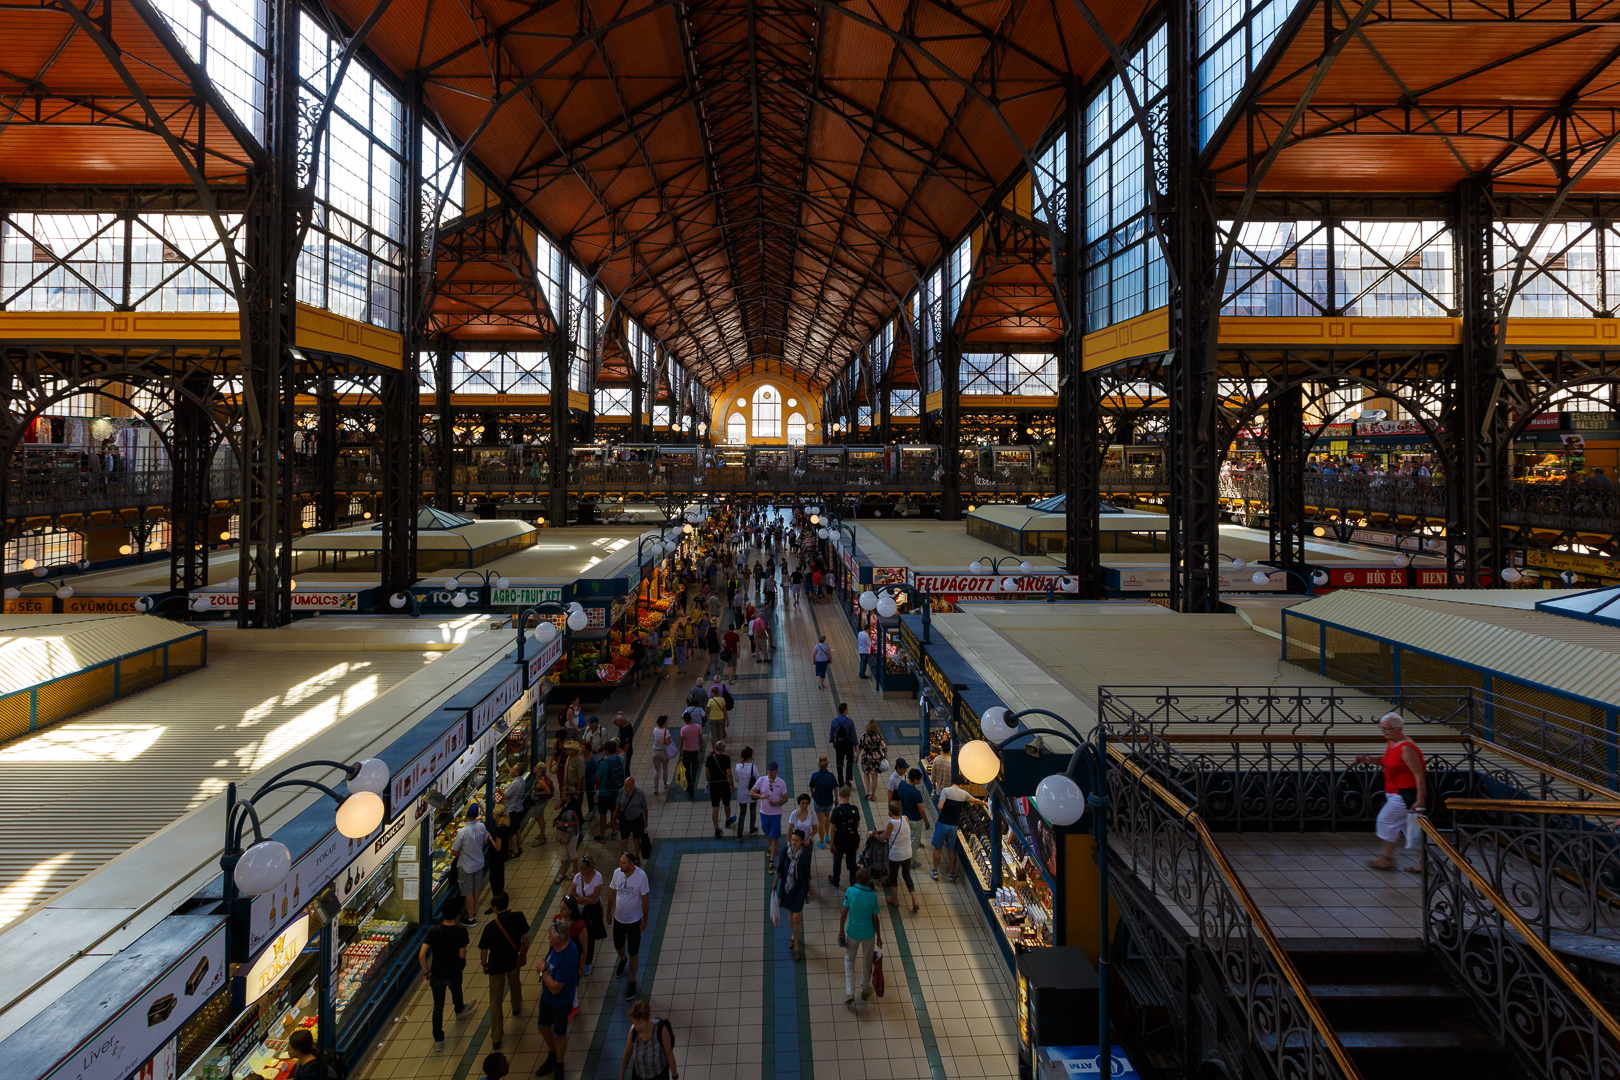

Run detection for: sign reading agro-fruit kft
[[489, 586, 563, 606]]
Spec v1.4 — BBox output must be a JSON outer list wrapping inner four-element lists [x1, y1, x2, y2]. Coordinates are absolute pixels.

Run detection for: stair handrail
[[1419, 816, 1620, 1073], [1108, 745, 1364, 1080]]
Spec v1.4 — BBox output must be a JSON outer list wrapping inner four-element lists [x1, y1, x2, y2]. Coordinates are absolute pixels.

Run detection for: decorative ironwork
[[1422, 820, 1620, 1080], [1107, 750, 1361, 1080]]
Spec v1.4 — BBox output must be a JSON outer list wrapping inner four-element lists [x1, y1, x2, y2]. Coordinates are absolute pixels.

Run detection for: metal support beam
[[1450, 179, 1505, 587], [235, 0, 298, 629], [939, 331, 962, 520], [316, 376, 338, 530], [1060, 77, 1102, 597], [434, 338, 454, 510], [549, 337, 570, 525], [1167, 0, 1221, 613], [169, 373, 212, 594], [1267, 383, 1307, 588]]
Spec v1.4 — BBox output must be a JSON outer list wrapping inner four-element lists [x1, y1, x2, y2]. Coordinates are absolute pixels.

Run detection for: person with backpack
[[828, 786, 861, 887], [594, 741, 625, 842], [477, 891, 530, 1051], [829, 705, 857, 787], [620, 999, 680, 1080], [808, 755, 839, 848], [419, 908, 475, 1052], [732, 746, 760, 840], [705, 739, 734, 839], [535, 919, 579, 1080]]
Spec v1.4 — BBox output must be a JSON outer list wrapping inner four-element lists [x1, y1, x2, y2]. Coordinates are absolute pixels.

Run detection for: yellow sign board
[[65, 596, 142, 614], [1525, 549, 1620, 580], [4, 597, 50, 614]]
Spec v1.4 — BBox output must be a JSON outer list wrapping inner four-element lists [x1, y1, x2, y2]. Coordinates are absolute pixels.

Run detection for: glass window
[[296, 18, 407, 330], [149, 0, 267, 140], [787, 413, 807, 444], [5, 528, 84, 574], [653, 405, 670, 427], [752, 385, 782, 438], [891, 389, 920, 417], [1, 214, 122, 311], [726, 413, 747, 443], [421, 126, 464, 226], [960, 353, 1058, 395], [596, 388, 632, 416], [1197, 0, 1299, 147]]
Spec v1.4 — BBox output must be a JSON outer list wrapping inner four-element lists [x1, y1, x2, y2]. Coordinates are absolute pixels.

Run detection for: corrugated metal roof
[[1287, 590, 1620, 706], [0, 614, 200, 697], [0, 650, 439, 924]]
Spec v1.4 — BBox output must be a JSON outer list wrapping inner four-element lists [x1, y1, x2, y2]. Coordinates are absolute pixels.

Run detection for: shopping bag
[[673, 760, 688, 791], [1404, 805, 1423, 850], [770, 888, 782, 927], [872, 948, 885, 997], [665, 738, 679, 761]]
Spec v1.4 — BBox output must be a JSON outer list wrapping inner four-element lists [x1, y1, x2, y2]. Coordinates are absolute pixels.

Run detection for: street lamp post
[[957, 707, 1112, 1076], [1250, 566, 1328, 596], [516, 600, 586, 666], [220, 756, 390, 961], [859, 582, 933, 643]]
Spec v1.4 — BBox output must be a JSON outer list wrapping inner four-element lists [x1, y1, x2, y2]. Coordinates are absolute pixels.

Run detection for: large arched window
[[786, 413, 806, 445], [726, 412, 747, 443], [752, 385, 782, 438]]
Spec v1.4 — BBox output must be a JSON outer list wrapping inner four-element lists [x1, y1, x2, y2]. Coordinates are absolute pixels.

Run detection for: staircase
[[1285, 939, 1527, 1079]]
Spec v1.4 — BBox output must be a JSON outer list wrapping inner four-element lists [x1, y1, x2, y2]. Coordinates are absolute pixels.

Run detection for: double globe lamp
[[955, 707, 1087, 828], [230, 758, 393, 896]]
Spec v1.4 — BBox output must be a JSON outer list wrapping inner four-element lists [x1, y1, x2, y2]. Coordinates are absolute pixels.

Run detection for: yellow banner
[[4, 597, 50, 614], [1525, 549, 1620, 579], [65, 596, 142, 614]]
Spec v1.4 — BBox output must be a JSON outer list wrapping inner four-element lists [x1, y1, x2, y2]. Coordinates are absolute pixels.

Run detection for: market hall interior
[[5, 0, 1620, 1076]]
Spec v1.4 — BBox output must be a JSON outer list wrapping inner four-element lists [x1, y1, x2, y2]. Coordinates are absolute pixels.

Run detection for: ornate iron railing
[[1107, 746, 1362, 1080], [1422, 817, 1620, 1077], [1097, 684, 1620, 802]]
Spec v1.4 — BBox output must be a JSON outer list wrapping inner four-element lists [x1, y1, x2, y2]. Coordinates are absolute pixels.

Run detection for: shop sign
[[470, 668, 524, 736], [1526, 549, 1620, 578], [897, 619, 919, 661], [912, 574, 1057, 594], [333, 803, 421, 906], [526, 633, 564, 684], [247, 822, 374, 955], [955, 696, 982, 741], [125, 1038, 176, 1080], [239, 917, 310, 1008], [1109, 568, 1287, 592], [195, 591, 359, 611], [1523, 412, 1563, 431], [1348, 529, 1427, 552], [437, 705, 521, 796], [921, 653, 952, 704], [43, 924, 225, 1080], [1560, 433, 1587, 450], [391, 720, 469, 809], [1355, 419, 1426, 436], [1327, 567, 1409, 588], [1569, 411, 1615, 431], [488, 586, 562, 606], [1310, 422, 1353, 438], [65, 596, 142, 614], [872, 566, 907, 585], [4, 595, 50, 614], [1040, 1046, 1142, 1078]]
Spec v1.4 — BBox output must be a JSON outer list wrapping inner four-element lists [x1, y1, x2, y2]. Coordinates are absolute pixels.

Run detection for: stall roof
[[1285, 589, 1620, 708], [0, 614, 200, 697], [1536, 586, 1620, 629], [293, 517, 532, 551]]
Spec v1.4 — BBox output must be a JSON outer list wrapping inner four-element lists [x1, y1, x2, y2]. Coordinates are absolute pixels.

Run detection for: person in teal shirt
[[840, 867, 883, 1003]]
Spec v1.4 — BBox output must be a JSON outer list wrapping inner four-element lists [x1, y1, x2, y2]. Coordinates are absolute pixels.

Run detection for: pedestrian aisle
[[353, 554, 1016, 1080]]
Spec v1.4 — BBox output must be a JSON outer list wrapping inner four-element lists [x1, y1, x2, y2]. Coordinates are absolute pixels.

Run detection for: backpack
[[656, 1017, 676, 1049], [832, 804, 861, 850], [601, 756, 624, 793], [859, 831, 889, 878], [723, 689, 734, 710]]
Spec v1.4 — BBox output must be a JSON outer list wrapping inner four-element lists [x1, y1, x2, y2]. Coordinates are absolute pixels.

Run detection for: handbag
[[664, 734, 679, 761], [872, 947, 885, 997], [769, 887, 781, 927]]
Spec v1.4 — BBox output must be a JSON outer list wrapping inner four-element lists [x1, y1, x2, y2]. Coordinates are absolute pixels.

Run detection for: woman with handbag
[[649, 716, 674, 796], [572, 855, 606, 974]]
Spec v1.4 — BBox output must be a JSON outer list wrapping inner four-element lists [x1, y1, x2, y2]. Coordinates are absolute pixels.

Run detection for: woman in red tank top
[[1355, 712, 1427, 872]]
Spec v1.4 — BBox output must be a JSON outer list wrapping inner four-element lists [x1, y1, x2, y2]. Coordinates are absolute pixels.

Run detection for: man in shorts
[[751, 760, 790, 870], [705, 739, 734, 839], [537, 919, 579, 1079], [607, 852, 651, 1000], [615, 776, 650, 860], [450, 803, 489, 927]]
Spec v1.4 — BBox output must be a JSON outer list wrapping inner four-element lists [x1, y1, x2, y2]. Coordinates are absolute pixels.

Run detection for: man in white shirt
[[856, 628, 872, 679], [606, 852, 651, 1000], [449, 803, 489, 927], [751, 760, 790, 870]]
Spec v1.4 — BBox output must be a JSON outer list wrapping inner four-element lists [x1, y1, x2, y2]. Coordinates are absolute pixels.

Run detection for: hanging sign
[[527, 633, 564, 684], [391, 719, 469, 809], [470, 668, 524, 737], [238, 917, 310, 1008], [195, 591, 359, 611], [489, 586, 562, 606]]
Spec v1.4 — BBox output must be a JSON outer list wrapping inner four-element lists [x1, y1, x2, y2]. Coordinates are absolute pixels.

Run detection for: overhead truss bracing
[[327, 0, 1141, 388]]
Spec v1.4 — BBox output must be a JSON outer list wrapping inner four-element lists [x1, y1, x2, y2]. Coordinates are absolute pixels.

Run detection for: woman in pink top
[[750, 613, 768, 663], [679, 717, 704, 799]]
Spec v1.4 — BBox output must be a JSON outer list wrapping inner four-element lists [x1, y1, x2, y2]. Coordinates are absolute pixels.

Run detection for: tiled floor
[[1220, 832, 1424, 939], [354, 539, 1017, 1080]]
